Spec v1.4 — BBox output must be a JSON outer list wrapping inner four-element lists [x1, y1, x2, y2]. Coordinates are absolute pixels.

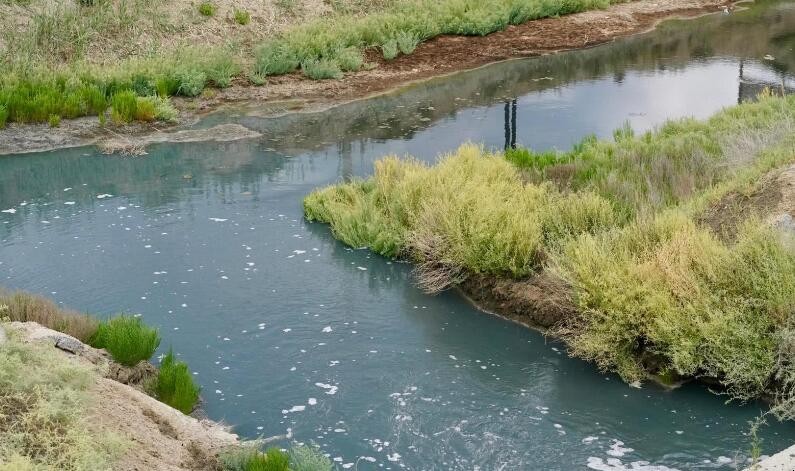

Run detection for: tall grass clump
[[553, 212, 795, 399], [89, 315, 160, 366], [234, 9, 251, 25], [154, 350, 200, 414], [110, 90, 138, 124], [0, 291, 98, 342], [0, 335, 124, 468], [198, 2, 217, 16], [305, 144, 616, 291], [301, 59, 343, 80], [0, 105, 7, 128], [289, 445, 333, 471], [221, 447, 290, 471]]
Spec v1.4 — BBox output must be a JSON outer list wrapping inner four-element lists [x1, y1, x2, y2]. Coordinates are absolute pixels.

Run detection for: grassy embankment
[[0, 0, 617, 128], [0, 291, 333, 470], [304, 93, 795, 411]]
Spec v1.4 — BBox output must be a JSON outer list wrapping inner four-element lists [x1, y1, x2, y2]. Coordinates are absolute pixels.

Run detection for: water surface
[[2, 1, 795, 469]]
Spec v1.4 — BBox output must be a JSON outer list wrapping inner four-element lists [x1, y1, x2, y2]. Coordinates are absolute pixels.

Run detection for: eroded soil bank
[[1, 322, 239, 471], [0, 0, 735, 156]]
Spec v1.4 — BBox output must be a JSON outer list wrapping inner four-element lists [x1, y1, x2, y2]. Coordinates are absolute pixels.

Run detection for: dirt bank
[[0, 0, 736, 156], [3, 321, 239, 471]]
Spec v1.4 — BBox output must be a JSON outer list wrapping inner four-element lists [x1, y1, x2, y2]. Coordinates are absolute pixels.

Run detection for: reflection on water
[[1, 1, 795, 469]]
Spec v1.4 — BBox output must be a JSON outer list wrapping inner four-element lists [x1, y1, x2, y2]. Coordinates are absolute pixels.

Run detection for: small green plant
[[255, 42, 300, 76], [301, 59, 342, 80], [148, 96, 179, 122], [335, 47, 363, 72], [155, 350, 200, 414], [206, 55, 239, 88], [289, 445, 333, 471], [110, 90, 138, 124], [90, 315, 161, 366], [175, 69, 207, 97], [381, 39, 399, 60], [198, 2, 217, 16], [156, 76, 181, 97], [234, 9, 250, 25], [249, 73, 267, 86], [134, 97, 156, 121], [395, 31, 420, 55], [48, 114, 61, 127], [221, 447, 290, 471]]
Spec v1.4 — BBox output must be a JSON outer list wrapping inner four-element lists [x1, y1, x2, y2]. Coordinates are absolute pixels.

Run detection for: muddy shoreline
[[0, 0, 737, 156]]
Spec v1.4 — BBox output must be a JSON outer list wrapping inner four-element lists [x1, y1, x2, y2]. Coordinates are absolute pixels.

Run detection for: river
[[1, 1, 795, 469]]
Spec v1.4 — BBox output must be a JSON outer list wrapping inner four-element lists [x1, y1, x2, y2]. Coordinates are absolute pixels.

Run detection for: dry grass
[[0, 291, 98, 342], [0, 332, 125, 469]]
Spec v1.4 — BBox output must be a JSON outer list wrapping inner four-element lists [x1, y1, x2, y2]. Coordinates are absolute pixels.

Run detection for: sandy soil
[[0, 0, 736, 156], [5, 322, 239, 471]]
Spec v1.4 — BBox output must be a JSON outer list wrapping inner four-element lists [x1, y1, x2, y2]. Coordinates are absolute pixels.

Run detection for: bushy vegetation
[[254, 0, 615, 79], [220, 445, 331, 471], [0, 334, 124, 468], [89, 315, 161, 367], [154, 350, 201, 414], [305, 94, 795, 407], [305, 144, 616, 291], [0, 0, 619, 125]]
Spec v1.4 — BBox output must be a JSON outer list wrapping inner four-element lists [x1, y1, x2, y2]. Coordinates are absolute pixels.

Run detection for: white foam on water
[[209, 217, 228, 222], [64, 201, 75, 205], [2, 208, 16, 214], [315, 383, 338, 395], [322, 326, 333, 333], [308, 398, 317, 406], [282, 405, 306, 414], [607, 440, 634, 457], [586, 457, 679, 471]]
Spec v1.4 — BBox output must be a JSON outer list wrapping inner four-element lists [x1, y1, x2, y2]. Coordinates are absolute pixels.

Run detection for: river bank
[[0, 321, 239, 470], [0, 0, 736, 156], [303, 93, 795, 408]]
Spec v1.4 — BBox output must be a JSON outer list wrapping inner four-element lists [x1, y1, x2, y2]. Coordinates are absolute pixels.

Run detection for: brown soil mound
[[6, 322, 239, 471]]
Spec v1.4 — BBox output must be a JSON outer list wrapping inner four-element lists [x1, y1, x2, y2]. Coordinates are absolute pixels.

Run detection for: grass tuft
[[289, 445, 333, 471], [221, 447, 291, 471], [89, 315, 160, 367], [301, 59, 343, 80], [110, 90, 138, 124], [154, 350, 200, 414], [198, 2, 216, 16], [234, 9, 251, 25]]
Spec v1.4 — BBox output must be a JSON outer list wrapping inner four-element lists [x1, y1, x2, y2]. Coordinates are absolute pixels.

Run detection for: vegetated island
[[304, 92, 795, 418], [0, 0, 735, 155], [0, 291, 336, 470]]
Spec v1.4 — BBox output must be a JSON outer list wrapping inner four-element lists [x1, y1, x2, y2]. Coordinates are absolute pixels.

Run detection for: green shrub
[[249, 73, 267, 86], [110, 90, 138, 124], [155, 350, 200, 414], [234, 9, 251, 25], [255, 42, 300, 76], [221, 447, 290, 471], [396, 31, 420, 55], [289, 445, 333, 471], [335, 47, 363, 72], [148, 96, 179, 122], [156, 76, 181, 97], [198, 2, 216, 16], [175, 69, 206, 97], [305, 144, 616, 290], [48, 114, 60, 127], [301, 59, 342, 80], [89, 315, 161, 366], [134, 97, 156, 121], [206, 55, 239, 88], [381, 39, 399, 60]]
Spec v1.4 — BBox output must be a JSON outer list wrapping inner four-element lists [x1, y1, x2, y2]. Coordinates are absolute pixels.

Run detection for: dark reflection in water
[[1, 1, 795, 469]]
